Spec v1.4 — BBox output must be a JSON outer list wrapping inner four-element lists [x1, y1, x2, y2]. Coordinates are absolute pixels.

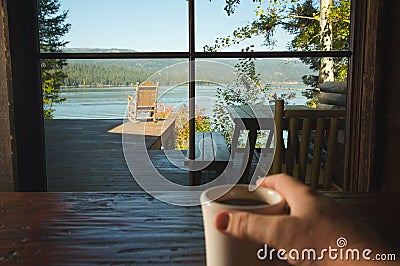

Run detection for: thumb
[[214, 210, 297, 248]]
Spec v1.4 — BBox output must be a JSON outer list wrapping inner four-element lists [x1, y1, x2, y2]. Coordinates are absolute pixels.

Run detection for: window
[[7, 0, 388, 191], [38, 0, 353, 191]]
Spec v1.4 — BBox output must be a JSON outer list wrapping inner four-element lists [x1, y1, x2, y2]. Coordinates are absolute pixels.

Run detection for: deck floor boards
[[45, 119, 188, 192], [45, 119, 260, 192]]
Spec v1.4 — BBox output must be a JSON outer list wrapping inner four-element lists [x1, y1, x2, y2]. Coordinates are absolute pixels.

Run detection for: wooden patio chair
[[126, 81, 159, 122], [270, 100, 346, 190]]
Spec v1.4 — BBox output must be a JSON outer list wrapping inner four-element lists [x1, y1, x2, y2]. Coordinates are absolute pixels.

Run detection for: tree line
[[61, 63, 153, 87], [61, 60, 313, 88]]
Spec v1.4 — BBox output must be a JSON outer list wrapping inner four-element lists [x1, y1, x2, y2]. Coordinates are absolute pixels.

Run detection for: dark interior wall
[[376, 0, 400, 192]]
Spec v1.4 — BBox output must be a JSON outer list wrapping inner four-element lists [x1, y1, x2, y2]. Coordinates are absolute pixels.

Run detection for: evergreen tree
[[206, 0, 351, 106], [38, 0, 70, 118]]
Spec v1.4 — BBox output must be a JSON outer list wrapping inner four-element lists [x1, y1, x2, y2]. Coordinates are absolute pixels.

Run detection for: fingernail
[[256, 176, 265, 185], [215, 212, 230, 231]]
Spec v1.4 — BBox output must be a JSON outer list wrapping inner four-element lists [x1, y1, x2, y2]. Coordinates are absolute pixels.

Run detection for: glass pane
[[39, 0, 188, 53], [197, 0, 351, 52], [194, 57, 348, 188], [42, 59, 185, 119], [43, 58, 191, 191], [253, 57, 349, 107]]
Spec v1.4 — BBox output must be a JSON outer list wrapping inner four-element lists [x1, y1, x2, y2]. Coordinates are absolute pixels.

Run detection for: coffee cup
[[200, 184, 285, 266]]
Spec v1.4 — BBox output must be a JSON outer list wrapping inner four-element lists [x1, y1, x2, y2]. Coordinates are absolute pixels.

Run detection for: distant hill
[[64, 47, 137, 53], [61, 48, 316, 87]]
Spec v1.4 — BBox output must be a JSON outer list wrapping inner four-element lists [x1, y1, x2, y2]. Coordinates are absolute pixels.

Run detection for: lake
[[53, 85, 310, 119]]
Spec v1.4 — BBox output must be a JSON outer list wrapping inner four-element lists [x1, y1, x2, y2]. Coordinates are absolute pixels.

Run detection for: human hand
[[214, 174, 395, 266]]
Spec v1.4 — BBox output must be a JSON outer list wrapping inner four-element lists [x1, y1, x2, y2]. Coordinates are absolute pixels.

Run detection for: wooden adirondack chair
[[126, 81, 159, 122], [271, 100, 346, 191]]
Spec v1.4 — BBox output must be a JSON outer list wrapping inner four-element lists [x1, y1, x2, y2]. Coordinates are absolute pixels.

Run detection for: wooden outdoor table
[[227, 105, 312, 183], [0, 192, 399, 265]]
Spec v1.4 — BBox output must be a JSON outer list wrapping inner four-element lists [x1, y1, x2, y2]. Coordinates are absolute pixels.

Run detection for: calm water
[[53, 85, 309, 119]]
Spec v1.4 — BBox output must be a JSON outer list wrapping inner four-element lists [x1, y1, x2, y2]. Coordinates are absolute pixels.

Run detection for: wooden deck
[[45, 119, 189, 192]]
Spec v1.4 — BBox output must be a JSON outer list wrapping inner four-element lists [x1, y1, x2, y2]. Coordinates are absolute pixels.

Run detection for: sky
[[60, 0, 292, 52]]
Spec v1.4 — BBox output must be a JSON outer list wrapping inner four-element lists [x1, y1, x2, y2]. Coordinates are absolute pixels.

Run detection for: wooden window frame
[[3, 0, 380, 191], [346, 0, 383, 191]]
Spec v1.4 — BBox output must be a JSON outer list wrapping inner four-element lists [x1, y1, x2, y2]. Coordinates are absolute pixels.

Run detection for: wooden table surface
[[226, 105, 274, 129], [0, 192, 399, 265], [226, 104, 312, 127]]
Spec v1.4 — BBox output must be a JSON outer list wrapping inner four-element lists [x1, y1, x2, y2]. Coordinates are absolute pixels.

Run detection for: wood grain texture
[[324, 118, 339, 190], [318, 92, 347, 107], [298, 118, 311, 183], [347, 0, 384, 192], [310, 118, 325, 189], [227, 105, 275, 130], [45, 119, 191, 191], [0, 192, 399, 265], [272, 100, 284, 174], [0, 0, 16, 191], [273, 107, 346, 190], [0, 192, 205, 265]]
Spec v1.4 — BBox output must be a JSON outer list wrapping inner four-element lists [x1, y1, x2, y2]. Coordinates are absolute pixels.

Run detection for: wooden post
[[7, 0, 47, 191], [271, 100, 284, 174], [285, 117, 297, 176], [297, 118, 311, 183], [310, 118, 325, 190], [347, 0, 383, 192], [0, 0, 17, 191]]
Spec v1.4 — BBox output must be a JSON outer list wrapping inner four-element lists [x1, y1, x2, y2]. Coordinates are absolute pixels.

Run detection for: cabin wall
[[376, 0, 400, 192], [0, 0, 17, 191]]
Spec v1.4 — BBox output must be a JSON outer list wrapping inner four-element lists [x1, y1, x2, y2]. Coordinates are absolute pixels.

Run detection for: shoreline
[[60, 82, 306, 89]]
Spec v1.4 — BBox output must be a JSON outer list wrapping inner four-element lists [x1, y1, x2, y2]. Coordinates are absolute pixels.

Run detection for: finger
[[214, 210, 298, 248], [257, 174, 313, 211]]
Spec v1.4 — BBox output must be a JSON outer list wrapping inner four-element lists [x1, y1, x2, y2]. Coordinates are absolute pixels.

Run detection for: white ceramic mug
[[200, 184, 286, 266]]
